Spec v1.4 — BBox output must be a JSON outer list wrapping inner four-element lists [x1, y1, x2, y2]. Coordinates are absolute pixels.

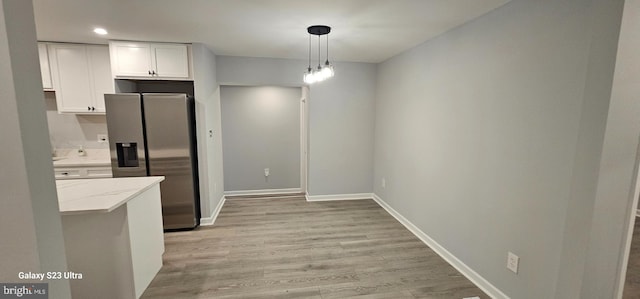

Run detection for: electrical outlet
[[264, 168, 270, 176], [97, 134, 108, 143], [507, 252, 519, 274], [381, 178, 386, 189]]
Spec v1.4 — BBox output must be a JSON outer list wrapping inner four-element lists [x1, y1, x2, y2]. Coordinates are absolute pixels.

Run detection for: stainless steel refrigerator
[[104, 93, 200, 230]]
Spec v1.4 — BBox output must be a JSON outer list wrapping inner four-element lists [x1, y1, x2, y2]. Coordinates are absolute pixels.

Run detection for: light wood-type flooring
[[624, 216, 640, 298], [141, 195, 488, 298]]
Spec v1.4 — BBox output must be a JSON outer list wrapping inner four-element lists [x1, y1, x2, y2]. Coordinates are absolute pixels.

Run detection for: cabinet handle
[[61, 172, 69, 176], [152, 70, 157, 76], [148, 70, 152, 75], [88, 106, 91, 111], [91, 107, 95, 111]]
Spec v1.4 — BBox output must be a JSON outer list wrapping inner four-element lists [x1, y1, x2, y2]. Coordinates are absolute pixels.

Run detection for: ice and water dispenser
[[116, 142, 139, 167]]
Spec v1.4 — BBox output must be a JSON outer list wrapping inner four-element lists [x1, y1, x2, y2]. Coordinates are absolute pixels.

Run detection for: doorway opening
[[219, 85, 307, 197]]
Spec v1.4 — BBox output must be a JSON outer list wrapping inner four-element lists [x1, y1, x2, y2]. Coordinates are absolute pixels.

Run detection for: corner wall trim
[[305, 193, 373, 202], [371, 194, 509, 299], [224, 188, 303, 197], [200, 195, 226, 226]]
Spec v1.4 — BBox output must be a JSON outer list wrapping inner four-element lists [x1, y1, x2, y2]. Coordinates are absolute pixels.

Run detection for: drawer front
[[54, 167, 112, 179], [86, 167, 113, 178], [55, 168, 82, 179]]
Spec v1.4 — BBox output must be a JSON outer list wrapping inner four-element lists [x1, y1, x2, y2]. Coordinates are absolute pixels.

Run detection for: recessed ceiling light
[[93, 28, 108, 35]]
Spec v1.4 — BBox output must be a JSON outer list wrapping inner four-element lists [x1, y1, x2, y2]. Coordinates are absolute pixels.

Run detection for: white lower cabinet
[[60, 182, 164, 299], [54, 168, 82, 179], [55, 166, 112, 180]]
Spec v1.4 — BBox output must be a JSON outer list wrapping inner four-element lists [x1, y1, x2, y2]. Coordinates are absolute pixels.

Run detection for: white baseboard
[[305, 193, 373, 202], [224, 188, 303, 197], [372, 194, 509, 299], [200, 195, 226, 226]]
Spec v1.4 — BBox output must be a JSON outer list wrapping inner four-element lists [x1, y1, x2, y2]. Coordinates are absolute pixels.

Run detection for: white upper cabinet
[[88, 45, 113, 112], [110, 42, 153, 77], [38, 43, 53, 90], [48, 43, 114, 114], [153, 44, 189, 78], [109, 41, 191, 79]]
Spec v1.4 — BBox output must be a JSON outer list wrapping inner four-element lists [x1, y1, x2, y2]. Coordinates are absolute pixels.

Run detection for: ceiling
[[32, 0, 510, 63]]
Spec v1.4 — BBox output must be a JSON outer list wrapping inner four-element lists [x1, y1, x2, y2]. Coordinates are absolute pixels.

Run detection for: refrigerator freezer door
[[142, 93, 200, 230], [105, 94, 148, 177]]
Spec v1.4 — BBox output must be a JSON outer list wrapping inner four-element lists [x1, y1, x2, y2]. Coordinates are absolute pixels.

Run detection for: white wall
[[221, 86, 301, 191], [192, 43, 225, 220], [0, 0, 70, 297], [44, 91, 109, 150], [217, 56, 376, 196], [373, 1, 623, 298]]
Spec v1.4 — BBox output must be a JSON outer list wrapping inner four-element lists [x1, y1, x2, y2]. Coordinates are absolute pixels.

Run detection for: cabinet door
[[48, 44, 94, 113], [85, 167, 113, 178], [87, 45, 114, 113], [54, 168, 82, 180], [38, 43, 53, 90], [152, 44, 189, 78], [111, 42, 152, 77]]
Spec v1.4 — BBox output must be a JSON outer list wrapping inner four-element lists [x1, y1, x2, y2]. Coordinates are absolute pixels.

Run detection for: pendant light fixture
[[303, 25, 334, 84]]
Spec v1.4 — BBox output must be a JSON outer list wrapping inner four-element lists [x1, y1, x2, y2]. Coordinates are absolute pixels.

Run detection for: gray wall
[[217, 56, 376, 196], [0, 0, 70, 297], [373, 1, 623, 298], [578, 0, 635, 297], [307, 63, 376, 196], [192, 43, 225, 219], [221, 86, 301, 191]]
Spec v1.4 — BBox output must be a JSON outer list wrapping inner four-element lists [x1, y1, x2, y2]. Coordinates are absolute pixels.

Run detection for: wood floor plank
[[141, 196, 488, 298], [624, 217, 640, 298]]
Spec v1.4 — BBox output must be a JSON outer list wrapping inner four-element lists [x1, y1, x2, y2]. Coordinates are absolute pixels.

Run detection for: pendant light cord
[[308, 34, 311, 69], [317, 35, 321, 68], [325, 34, 329, 63]]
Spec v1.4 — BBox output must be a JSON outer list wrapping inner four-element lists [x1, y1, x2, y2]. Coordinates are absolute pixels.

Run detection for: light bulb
[[322, 61, 334, 78], [321, 65, 334, 78], [316, 66, 326, 82], [305, 74, 314, 84], [303, 68, 315, 84], [304, 64, 335, 84]]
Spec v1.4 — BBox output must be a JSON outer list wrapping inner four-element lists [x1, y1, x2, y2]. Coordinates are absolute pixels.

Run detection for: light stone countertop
[[53, 148, 111, 167], [56, 176, 164, 215]]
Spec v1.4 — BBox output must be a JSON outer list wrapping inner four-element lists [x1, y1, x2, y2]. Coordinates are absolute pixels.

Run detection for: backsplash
[[45, 91, 109, 151]]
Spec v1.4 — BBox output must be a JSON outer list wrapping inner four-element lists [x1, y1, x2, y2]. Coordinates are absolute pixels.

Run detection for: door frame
[[618, 157, 640, 297], [300, 86, 309, 194], [219, 84, 307, 195]]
